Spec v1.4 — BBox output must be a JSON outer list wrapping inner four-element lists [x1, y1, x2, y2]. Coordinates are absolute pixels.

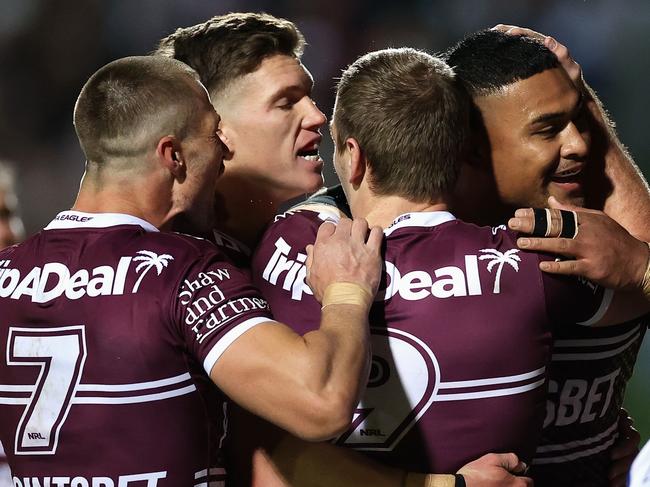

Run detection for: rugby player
[[0, 55, 383, 485], [154, 12, 327, 255], [243, 48, 649, 485], [445, 28, 650, 486]]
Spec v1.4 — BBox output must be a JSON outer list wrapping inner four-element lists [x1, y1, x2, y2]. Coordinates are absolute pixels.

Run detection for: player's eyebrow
[[270, 85, 309, 100], [530, 92, 585, 126]]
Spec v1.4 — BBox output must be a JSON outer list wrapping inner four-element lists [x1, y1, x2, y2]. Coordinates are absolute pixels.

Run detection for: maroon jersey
[[252, 209, 608, 473], [531, 318, 647, 486], [0, 211, 274, 486]]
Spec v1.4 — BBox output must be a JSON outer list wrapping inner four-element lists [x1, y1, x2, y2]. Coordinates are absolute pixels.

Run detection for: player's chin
[[549, 185, 585, 208]]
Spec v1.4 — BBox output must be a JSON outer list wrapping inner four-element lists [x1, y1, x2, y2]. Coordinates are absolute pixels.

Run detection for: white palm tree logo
[[478, 249, 521, 294], [132, 250, 174, 292]]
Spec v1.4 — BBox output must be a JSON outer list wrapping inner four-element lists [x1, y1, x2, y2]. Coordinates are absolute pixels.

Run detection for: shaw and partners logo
[[0, 250, 174, 302], [262, 237, 521, 301]]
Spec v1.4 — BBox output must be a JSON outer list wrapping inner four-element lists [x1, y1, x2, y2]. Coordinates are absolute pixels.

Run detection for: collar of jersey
[[45, 211, 159, 232], [384, 211, 456, 237]]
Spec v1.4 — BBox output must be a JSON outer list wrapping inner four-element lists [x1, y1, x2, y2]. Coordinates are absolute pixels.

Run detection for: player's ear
[[157, 136, 186, 181], [347, 137, 366, 188], [216, 120, 234, 161]]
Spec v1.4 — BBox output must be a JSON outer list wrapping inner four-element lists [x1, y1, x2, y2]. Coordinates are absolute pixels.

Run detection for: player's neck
[[213, 172, 285, 248], [72, 178, 171, 229], [360, 195, 450, 230]]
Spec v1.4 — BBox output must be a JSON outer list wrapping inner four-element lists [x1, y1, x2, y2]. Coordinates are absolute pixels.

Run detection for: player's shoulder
[[264, 204, 340, 241], [452, 221, 516, 244], [134, 228, 220, 254], [293, 184, 351, 217]]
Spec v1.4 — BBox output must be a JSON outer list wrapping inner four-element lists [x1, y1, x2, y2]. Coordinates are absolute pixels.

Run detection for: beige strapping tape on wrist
[[642, 242, 650, 298], [321, 282, 373, 309]]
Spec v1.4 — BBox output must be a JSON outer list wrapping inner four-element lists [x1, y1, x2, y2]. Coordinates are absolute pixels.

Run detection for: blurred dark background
[[0, 0, 648, 446]]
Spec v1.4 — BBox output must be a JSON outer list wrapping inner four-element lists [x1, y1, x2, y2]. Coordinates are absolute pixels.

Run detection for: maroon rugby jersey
[[252, 209, 609, 473], [0, 211, 273, 486], [531, 318, 647, 486]]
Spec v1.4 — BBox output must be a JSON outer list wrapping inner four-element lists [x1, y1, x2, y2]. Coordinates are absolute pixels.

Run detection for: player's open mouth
[[297, 148, 321, 161], [550, 165, 583, 183]]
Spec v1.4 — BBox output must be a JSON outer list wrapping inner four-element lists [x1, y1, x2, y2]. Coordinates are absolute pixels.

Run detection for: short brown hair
[[73, 56, 204, 165], [333, 48, 469, 202], [154, 12, 305, 97]]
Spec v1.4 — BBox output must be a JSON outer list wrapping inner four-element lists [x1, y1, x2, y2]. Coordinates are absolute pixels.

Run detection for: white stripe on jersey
[[535, 421, 618, 453], [434, 379, 546, 402], [72, 384, 196, 404], [77, 372, 192, 392], [433, 367, 546, 401], [553, 325, 640, 348], [532, 432, 618, 465], [194, 482, 225, 487], [0, 385, 32, 392], [0, 372, 196, 405], [551, 330, 641, 361], [439, 366, 545, 389]]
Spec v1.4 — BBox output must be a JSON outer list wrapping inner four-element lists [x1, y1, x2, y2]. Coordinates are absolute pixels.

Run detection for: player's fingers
[[331, 217, 352, 239], [548, 196, 595, 214], [506, 27, 545, 41], [611, 428, 641, 460], [538, 258, 586, 276], [366, 226, 384, 253], [511, 208, 578, 239], [490, 24, 516, 32], [517, 236, 579, 256], [350, 217, 369, 243], [501, 453, 528, 473], [508, 216, 535, 234], [316, 219, 337, 242]]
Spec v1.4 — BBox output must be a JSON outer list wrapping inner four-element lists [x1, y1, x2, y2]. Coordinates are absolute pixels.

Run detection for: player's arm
[[228, 408, 531, 487], [494, 24, 650, 241], [212, 218, 383, 441]]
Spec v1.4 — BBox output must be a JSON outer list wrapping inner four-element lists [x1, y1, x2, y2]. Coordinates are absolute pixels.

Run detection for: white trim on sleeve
[[203, 317, 276, 375]]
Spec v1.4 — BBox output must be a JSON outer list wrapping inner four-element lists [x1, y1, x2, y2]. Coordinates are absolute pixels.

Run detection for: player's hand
[[305, 217, 383, 303], [609, 408, 641, 487], [491, 24, 583, 89], [509, 196, 649, 290], [457, 453, 532, 486]]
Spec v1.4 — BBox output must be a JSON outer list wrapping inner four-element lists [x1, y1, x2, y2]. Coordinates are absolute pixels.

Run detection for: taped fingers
[[559, 210, 578, 238], [530, 208, 578, 238]]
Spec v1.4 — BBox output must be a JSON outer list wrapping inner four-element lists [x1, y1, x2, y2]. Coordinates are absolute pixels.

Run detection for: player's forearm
[[583, 84, 650, 241], [298, 303, 371, 434]]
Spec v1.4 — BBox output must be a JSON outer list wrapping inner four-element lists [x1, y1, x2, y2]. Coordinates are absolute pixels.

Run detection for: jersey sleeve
[[170, 249, 275, 375], [251, 210, 332, 334], [539, 254, 612, 326]]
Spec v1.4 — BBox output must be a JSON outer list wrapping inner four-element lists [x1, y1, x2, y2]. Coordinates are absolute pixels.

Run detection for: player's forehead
[[479, 68, 579, 127], [236, 54, 314, 99]]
